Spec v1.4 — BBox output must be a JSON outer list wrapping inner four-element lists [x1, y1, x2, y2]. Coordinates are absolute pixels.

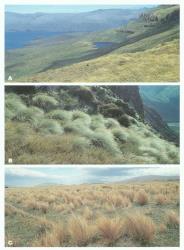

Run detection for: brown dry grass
[[136, 189, 148, 206], [97, 216, 123, 245], [5, 180, 179, 247], [124, 213, 156, 245]]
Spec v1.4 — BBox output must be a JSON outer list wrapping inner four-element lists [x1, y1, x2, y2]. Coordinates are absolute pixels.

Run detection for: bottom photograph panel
[[5, 167, 180, 247]]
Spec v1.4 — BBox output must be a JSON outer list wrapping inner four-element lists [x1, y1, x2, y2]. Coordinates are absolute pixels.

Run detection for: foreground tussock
[[124, 213, 156, 245], [5, 180, 179, 247]]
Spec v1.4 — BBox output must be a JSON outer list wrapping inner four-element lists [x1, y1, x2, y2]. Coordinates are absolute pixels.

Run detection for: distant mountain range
[[6, 8, 145, 33]]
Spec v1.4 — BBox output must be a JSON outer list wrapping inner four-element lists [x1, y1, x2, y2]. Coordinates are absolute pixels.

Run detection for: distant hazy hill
[[6, 9, 144, 32], [140, 86, 179, 122], [124, 175, 179, 183]]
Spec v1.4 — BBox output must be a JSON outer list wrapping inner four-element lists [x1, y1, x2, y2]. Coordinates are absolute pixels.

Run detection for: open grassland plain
[[5, 86, 179, 164], [5, 180, 180, 247], [5, 5, 179, 82]]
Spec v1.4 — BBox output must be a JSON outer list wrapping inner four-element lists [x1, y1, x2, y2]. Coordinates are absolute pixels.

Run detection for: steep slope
[[5, 86, 179, 164], [140, 86, 179, 122], [6, 5, 179, 82]]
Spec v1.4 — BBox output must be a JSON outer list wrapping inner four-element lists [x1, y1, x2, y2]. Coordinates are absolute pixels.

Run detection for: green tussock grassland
[[5, 180, 179, 247], [5, 88, 179, 164]]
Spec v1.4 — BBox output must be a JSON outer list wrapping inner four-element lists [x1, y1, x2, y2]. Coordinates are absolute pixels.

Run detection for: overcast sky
[[5, 167, 179, 187], [6, 5, 157, 14]]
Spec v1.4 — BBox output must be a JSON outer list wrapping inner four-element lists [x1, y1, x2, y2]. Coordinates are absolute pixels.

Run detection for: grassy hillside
[[5, 180, 179, 246], [5, 86, 179, 164], [5, 5, 179, 82], [23, 39, 179, 82]]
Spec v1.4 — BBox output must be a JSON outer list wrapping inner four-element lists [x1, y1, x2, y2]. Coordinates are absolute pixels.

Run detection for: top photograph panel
[[5, 5, 180, 83]]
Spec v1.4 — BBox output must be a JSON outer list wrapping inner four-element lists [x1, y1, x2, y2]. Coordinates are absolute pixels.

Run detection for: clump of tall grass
[[72, 137, 91, 152], [72, 110, 91, 126], [13, 106, 44, 123], [47, 109, 72, 123], [136, 190, 148, 206], [68, 215, 95, 246], [83, 206, 93, 220], [33, 224, 65, 247], [97, 216, 123, 245], [34, 119, 64, 135], [5, 93, 26, 120], [166, 210, 179, 228], [91, 129, 121, 155], [124, 213, 156, 245], [112, 128, 128, 143], [32, 94, 58, 111], [90, 115, 106, 130], [155, 194, 167, 205], [105, 118, 120, 129]]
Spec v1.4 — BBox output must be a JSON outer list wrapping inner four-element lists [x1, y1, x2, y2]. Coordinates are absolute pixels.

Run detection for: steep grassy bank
[[5, 86, 179, 164]]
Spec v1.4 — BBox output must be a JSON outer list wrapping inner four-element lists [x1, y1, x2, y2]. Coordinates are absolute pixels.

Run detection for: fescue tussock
[[47, 109, 72, 122], [158, 223, 167, 233], [35, 119, 64, 135], [91, 129, 121, 155], [72, 110, 91, 126], [32, 94, 58, 111], [166, 210, 179, 228], [5, 93, 26, 120], [33, 224, 65, 247], [68, 215, 95, 246], [14, 106, 44, 123], [136, 190, 148, 205], [105, 118, 120, 129], [97, 216, 123, 245], [107, 194, 130, 208], [72, 136, 91, 152], [124, 213, 156, 244], [90, 114, 106, 130], [83, 206, 93, 220], [5, 204, 17, 216], [112, 128, 128, 143], [155, 194, 167, 205]]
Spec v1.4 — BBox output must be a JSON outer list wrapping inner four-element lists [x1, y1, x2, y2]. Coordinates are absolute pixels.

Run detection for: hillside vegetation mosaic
[[5, 179, 179, 247], [5, 86, 179, 164], [5, 5, 179, 82]]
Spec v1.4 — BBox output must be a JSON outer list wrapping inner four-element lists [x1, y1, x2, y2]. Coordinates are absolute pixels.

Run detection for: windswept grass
[[5, 88, 179, 164]]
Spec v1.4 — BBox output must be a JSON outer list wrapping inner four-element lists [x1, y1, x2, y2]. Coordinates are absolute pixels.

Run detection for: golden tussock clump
[[136, 189, 148, 206], [155, 194, 167, 205], [124, 213, 156, 245], [166, 210, 179, 228], [68, 215, 96, 246], [97, 216, 123, 245]]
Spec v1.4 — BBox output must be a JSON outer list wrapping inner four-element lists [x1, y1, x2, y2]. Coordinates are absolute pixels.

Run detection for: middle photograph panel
[[5, 85, 179, 165]]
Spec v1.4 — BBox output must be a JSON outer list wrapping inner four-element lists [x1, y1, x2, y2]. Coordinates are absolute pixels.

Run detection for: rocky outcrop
[[109, 86, 144, 121]]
